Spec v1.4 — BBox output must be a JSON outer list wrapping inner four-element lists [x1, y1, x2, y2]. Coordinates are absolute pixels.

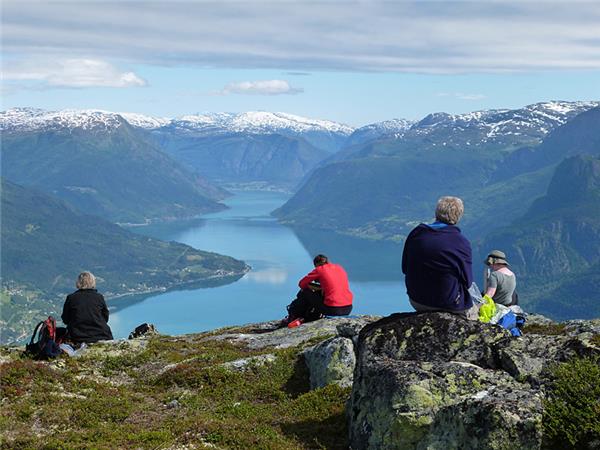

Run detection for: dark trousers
[[287, 289, 352, 322]]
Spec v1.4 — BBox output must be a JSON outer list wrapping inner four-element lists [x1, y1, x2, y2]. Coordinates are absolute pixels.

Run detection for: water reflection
[[291, 227, 404, 282], [109, 190, 409, 339]]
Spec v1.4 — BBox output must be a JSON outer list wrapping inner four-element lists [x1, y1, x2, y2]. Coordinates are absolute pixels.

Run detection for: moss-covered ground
[[0, 332, 349, 449], [543, 357, 600, 449]]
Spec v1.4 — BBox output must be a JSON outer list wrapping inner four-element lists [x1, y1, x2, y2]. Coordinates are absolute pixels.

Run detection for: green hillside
[[479, 155, 600, 319], [274, 147, 497, 241], [154, 131, 331, 189], [1, 118, 228, 223], [275, 107, 600, 243], [0, 179, 249, 343]]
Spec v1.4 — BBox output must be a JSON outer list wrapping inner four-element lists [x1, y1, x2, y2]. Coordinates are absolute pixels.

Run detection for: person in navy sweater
[[402, 196, 477, 319], [283, 254, 353, 326]]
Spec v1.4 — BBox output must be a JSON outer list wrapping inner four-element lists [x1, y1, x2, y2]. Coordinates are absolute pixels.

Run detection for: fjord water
[[109, 191, 410, 338]]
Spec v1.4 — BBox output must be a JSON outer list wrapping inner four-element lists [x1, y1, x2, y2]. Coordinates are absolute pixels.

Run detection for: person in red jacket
[[282, 254, 353, 327]]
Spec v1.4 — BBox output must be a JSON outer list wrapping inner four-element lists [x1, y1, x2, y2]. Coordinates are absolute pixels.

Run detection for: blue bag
[[497, 311, 522, 337]]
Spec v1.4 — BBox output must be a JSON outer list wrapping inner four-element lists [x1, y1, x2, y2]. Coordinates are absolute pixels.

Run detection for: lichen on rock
[[303, 336, 356, 389], [348, 312, 553, 450]]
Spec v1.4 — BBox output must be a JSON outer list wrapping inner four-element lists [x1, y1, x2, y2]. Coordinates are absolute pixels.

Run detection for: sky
[[1, 1, 599, 127]]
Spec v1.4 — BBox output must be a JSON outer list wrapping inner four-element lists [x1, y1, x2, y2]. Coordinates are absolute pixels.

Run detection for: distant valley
[[1, 101, 599, 339], [127, 111, 353, 189]]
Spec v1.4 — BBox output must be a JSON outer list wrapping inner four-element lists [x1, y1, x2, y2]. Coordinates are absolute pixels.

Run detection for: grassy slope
[[1, 321, 598, 449], [0, 332, 349, 449]]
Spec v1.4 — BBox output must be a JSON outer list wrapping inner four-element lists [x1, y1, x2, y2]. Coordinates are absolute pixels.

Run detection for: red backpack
[[25, 316, 63, 359]]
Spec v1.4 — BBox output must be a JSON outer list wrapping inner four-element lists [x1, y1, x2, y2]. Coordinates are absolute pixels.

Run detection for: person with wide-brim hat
[[483, 250, 517, 306]]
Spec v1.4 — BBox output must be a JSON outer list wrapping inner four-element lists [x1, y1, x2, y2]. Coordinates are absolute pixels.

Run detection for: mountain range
[[2, 100, 599, 323], [1, 108, 227, 224], [2, 108, 355, 191], [274, 101, 600, 240], [139, 112, 353, 188]]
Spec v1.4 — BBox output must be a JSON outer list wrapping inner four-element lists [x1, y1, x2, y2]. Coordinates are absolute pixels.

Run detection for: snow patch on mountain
[[0, 107, 125, 132], [345, 118, 416, 146], [1, 107, 354, 137], [412, 101, 600, 144], [118, 112, 170, 129], [170, 111, 354, 135]]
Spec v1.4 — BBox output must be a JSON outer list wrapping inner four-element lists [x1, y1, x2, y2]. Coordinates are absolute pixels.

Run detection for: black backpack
[[25, 316, 62, 359], [128, 323, 157, 339]]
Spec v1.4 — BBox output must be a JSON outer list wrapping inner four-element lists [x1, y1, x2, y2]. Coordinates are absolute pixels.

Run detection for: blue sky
[[2, 1, 599, 127]]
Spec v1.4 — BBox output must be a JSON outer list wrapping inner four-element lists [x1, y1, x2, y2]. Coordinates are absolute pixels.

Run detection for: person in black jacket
[[62, 271, 113, 343]]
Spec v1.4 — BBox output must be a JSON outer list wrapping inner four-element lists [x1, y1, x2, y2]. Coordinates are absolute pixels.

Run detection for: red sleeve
[[299, 268, 320, 289]]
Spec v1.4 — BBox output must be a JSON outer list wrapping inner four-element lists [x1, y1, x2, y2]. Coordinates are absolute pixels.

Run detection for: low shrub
[[543, 357, 600, 449]]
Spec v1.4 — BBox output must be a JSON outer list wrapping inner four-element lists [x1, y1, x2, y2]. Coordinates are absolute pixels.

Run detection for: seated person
[[62, 271, 113, 343], [402, 196, 478, 319], [283, 254, 353, 326], [483, 250, 517, 306]]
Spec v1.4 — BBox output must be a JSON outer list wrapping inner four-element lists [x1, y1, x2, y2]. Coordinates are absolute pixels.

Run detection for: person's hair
[[435, 196, 464, 225], [76, 271, 96, 289], [313, 254, 329, 266]]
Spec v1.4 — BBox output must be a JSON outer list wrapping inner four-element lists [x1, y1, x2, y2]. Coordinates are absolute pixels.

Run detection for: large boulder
[[303, 336, 356, 389], [348, 313, 543, 450]]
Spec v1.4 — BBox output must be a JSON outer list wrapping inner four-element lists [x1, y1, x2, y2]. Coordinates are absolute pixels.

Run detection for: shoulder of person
[[408, 223, 429, 235]]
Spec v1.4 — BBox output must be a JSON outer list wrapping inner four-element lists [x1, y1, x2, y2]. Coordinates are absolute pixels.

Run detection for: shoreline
[[106, 266, 251, 302], [118, 186, 292, 228]]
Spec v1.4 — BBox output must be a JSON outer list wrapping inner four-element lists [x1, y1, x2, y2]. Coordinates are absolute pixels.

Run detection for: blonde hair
[[76, 271, 96, 289], [435, 196, 464, 225]]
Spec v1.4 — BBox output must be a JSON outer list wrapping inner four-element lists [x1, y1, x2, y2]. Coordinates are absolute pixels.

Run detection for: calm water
[[109, 191, 410, 338]]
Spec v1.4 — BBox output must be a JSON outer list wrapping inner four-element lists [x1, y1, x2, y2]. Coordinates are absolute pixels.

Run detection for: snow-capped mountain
[[169, 111, 354, 136], [1, 107, 354, 151], [0, 107, 126, 132], [411, 101, 600, 145], [341, 101, 599, 154], [118, 112, 171, 129], [153, 111, 355, 155], [346, 119, 416, 147]]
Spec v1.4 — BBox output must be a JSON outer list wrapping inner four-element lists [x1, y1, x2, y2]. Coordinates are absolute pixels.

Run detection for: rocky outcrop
[[206, 316, 378, 350], [303, 336, 356, 389], [348, 312, 600, 450], [209, 316, 379, 389]]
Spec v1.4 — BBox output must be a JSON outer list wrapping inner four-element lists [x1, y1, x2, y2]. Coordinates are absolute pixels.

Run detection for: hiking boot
[[287, 318, 304, 328]]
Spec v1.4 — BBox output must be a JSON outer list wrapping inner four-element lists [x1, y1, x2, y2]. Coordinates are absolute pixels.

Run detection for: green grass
[[0, 334, 349, 449], [543, 357, 600, 449]]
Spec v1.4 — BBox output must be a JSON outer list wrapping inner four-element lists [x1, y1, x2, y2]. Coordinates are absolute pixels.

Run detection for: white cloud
[[218, 80, 303, 96], [2, 58, 146, 88], [2, 2, 600, 73]]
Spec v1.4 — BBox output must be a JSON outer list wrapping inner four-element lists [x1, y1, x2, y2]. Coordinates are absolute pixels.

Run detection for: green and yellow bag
[[478, 295, 496, 323]]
